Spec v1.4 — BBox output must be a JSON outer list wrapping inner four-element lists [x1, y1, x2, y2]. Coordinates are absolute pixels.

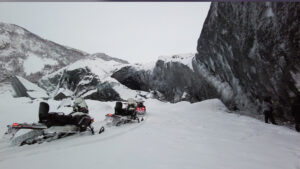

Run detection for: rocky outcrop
[[39, 67, 121, 101], [195, 2, 300, 120], [90, 53, 129, 64], [84, 82, 122, 101], [112, 54, 220, 103]]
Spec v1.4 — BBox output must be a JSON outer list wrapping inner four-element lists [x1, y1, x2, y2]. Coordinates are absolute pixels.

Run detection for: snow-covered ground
[[0, 84, 300, 169]]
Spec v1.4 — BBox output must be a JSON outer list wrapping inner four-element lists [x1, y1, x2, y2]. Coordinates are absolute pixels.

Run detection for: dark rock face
[[39, 67, 121, 101], [59, 68, 100, 97], [0, 22, 89, 83], [112, 58, 220, 103], [39, 67, 99, 96], [196, 2, 300, 120], [84, 82, 121, 101], [111, 66, 151, 91]]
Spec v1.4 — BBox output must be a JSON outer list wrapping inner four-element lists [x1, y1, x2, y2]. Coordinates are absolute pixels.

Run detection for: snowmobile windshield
[[73, 98, 89, 113], [127, 98, 137, 107], [73, 98, 88, 109]]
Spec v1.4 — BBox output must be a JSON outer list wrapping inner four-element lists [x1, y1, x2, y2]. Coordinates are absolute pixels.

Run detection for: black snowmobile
[[5, 101, 95, 146], [104, 100, 143, 127], [136, 99, 146, 116]]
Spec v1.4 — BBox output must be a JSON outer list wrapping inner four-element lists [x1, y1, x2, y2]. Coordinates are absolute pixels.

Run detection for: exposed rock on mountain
[[90, 53, 129, 64], [38, 57, 150, 101], [195, 2, 300, 120], [0, 22, 89, 82], [112, 54, 220, 103]]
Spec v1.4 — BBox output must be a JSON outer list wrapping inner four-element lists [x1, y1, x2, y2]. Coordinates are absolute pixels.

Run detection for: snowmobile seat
[[39, 102, 50, 123], [115, 101, 126, 116]]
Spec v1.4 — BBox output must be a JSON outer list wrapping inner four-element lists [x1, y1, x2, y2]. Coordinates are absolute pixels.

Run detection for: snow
[[0, 84, 300, 169], [158, 53, 195, 71], [265, 7, 275, 17], [16, 76, 48, 98], [181, 91, 188, 99], [23, 53, 58, 75], [112, 83, 148, 100], [64, 58, 126, 81], [133, 61, 156, 72], [265, 2, 275, 18]]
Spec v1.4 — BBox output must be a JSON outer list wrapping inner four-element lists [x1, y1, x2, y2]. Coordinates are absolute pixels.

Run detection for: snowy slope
[[23, 53, 58, 75], [0, 22, 89, 82], [0, 84, 300, 169]]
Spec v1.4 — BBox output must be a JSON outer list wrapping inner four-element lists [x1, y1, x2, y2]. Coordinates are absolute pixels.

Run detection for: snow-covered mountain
[[0, 22, 89, 82], [195, 2, 300, 121]]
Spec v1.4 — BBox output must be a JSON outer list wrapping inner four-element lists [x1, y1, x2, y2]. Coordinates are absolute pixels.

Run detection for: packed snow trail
[[0, 85, 300, 169]]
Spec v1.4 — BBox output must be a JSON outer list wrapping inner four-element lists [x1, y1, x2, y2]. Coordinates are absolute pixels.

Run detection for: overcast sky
[[0, 2, 210, 63]]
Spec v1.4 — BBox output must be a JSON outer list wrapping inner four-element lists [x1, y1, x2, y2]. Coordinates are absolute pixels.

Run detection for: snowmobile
[[5, 101, 95, 146], [103, 100, 143, 128], [136, 99, 146, 116]]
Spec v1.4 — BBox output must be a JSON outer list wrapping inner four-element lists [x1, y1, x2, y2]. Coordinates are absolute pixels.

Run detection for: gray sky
[[0, 2, 210, 63]]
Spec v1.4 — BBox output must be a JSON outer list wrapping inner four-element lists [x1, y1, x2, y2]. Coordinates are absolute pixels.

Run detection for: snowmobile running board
[[7, 123, 48, 130], [5, 122, 97, 146]]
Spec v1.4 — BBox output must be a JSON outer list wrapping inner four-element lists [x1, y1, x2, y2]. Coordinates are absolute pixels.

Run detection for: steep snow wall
[[196, 2, 300, 120]]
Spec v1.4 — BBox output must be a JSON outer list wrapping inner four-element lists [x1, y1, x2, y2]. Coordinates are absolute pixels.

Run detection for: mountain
[[0, 22, 89, 82], [195, 2, 300, 121]]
